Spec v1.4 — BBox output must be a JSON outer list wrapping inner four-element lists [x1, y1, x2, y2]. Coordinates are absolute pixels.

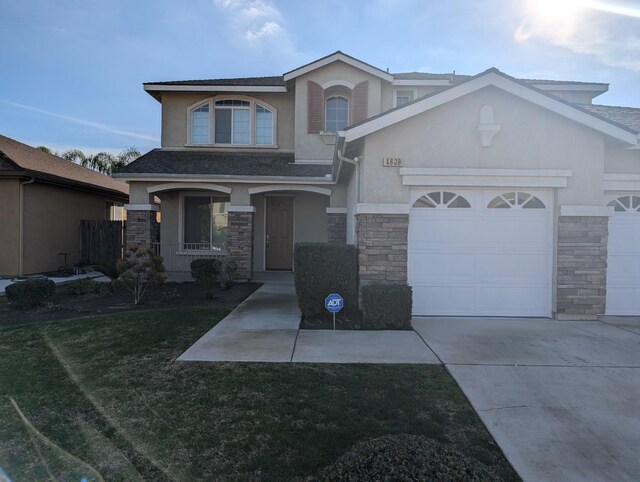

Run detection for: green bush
[[190, 258, 222, 297], [66, 278, 111, 295], [218, 258, 238, 290], [310, 434, 502, 482], [293, 243, 358, 316], [5, 279, 55, 309], [362, 283, 413, 330], [115, 246, 166, 305]]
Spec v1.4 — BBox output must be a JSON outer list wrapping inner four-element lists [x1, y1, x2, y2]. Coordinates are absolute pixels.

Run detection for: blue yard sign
[[325, 293, 344, 330]]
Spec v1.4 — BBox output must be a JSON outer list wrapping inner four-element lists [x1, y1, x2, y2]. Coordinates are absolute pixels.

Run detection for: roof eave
[[283, 51, 394, 83], [112, 172, 335, 184]]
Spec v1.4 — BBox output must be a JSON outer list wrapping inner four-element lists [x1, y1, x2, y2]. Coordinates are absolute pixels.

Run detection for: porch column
[[327, 207, 347, 245], [556, 207, 610, 320], [124, 204, 160, 249], [227, 206, 255, 282]]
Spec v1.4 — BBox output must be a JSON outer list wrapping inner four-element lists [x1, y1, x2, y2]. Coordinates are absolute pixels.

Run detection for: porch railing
[[152, 243, 227, 276]]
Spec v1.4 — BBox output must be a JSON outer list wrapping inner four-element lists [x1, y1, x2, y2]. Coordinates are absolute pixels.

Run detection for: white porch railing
[[152, 243, 227, 277]]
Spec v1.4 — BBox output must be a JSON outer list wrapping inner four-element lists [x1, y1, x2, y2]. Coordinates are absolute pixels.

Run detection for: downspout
[[337, 142, 362, 244], [19, 178, 35, 276]]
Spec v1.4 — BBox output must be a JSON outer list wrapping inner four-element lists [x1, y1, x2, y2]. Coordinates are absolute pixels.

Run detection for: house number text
[[383, 157, 402, 167]]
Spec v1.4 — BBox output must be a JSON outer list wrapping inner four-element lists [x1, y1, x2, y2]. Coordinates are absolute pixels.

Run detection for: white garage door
[[408, 189, 552, 317], [606, 195, 640, 315]]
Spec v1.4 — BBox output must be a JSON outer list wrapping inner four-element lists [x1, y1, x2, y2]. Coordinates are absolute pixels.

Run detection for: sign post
[[324, 293, 344, 331]]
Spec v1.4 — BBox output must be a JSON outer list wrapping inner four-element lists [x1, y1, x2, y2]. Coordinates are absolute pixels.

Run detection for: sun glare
[[530, 0, 586, 20]]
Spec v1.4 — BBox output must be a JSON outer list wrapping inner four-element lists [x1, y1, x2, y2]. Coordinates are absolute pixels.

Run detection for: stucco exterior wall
[[0, 179, 21, 276], [160, 91, 295, 150], [22, 183, 119, 274], [294, 61, 383, 161], [605, 147, 640, 174], [361, 86, 606, 206]]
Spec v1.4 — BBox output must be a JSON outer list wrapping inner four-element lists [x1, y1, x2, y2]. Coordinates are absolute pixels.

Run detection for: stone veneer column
[[556, 216, 608, 320], [356, 214, 408, 287], [125, 208, 160, 248], [227, 209, 254, 282], [327, 213, 347, 244]]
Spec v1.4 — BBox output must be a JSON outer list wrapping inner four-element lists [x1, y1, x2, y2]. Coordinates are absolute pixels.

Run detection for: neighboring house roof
[[283, 51, 394, 82], [144, 76, 286, 87], [343, 68, 639, 146], [113, 150, 333, 182], [580, 104, 640, 134], [0, 135, 129, 197]]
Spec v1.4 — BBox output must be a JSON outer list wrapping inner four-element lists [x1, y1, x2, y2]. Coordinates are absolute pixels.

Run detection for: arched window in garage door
[[412, 191, 471, 208], [488, 192, 545, 209], [607, 195, 640, 212]]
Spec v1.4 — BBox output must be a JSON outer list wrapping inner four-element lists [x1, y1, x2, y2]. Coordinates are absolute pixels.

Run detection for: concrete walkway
[[414, 317, 640, 482], [178, 274, 438, 364]]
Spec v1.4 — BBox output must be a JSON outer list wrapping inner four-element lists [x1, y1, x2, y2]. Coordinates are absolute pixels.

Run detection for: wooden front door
[[266, 196, 293, 270]]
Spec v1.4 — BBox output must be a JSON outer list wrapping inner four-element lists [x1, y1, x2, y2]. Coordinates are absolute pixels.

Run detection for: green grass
[[0, 307, 518, 481]]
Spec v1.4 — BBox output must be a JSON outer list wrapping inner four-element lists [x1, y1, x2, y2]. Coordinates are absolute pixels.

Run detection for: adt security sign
[[325, 293, 344, 313], [325, 293, 344, 331]]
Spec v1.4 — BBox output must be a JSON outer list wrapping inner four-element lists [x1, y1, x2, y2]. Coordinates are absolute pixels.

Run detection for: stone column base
[[126, 210, 159, 249], [227, 211, 254, 281], [556, 216, 608, 320]]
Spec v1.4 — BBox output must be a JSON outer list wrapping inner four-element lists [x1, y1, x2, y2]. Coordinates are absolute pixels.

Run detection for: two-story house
[[113, 51, 640, 319]]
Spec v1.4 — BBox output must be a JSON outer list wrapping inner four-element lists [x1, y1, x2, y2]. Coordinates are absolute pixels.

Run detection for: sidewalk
[[177, 276, 438, 364]]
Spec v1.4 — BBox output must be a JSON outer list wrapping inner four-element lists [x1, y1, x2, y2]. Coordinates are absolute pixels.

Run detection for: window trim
[[393, 88, 417, 108], [324, 95, 350, 133], [186, 96, 278, 148]]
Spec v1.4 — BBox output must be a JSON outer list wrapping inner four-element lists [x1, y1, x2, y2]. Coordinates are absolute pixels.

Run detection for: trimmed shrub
[[293, 243, 358, 315], [115, 246, 166, 305], [310, 434, 502, 482], [190, 259, 222, 298], [218, 259, 238, 290], [5, 279, 55, 309], [66, 278, 111, 295], [362, 283, 413, 330]]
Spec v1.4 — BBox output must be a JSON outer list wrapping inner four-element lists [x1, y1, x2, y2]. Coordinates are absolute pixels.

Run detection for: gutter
[[111, 173, 336, 184], [19, 177, 35, 276]]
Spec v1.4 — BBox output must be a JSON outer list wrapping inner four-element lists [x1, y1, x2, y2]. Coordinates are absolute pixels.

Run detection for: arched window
[[190, 103, 210, 144], [608, 195, 640, 212], [325, 96, 349, 132], [413, 191, 471, 208], [488, 192, 545, 209]]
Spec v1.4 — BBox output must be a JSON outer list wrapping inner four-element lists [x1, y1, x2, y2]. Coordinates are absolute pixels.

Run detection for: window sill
[[176, 249, 227, 256], [184, 143, 279, 149], [319, 131, 337, 145]]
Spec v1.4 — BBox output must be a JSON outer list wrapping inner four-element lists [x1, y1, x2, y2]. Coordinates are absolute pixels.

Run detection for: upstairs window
[[325, 96, 349, 132], [215, 99, 250, 144], [396, 90, 414, 107], [255, 104, 273, 145], [191, 103, 210, 144]]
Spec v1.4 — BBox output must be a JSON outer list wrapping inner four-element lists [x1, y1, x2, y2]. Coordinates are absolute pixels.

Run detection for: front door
[[266, 196, 293, 270]]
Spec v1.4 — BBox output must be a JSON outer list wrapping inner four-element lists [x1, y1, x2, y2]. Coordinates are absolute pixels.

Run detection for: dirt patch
[[0, 282, 261, 327]]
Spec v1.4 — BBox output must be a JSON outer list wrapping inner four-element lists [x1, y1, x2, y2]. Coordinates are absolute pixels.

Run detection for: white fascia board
[[294, 159, 333, 165], [560, 205, 613, 217], [124, 203, 160, 212], [112, 173, 335, 184], [400, 168, 572, 188], [283, 53, 393, 82], [143, 85, 287, 93], [604, 173, 640, 191], [356, 203, 409, 214], [392, 79, 450, 86], [532, 84, 608, 92], [345, 72, 638, 145]]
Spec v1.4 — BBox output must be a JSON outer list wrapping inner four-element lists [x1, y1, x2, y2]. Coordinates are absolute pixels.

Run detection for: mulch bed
[[0, 282, 261, 327]]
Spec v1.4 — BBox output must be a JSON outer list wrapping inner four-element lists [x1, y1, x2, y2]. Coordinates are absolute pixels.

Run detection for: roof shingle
[[579, 104, 640, 134]]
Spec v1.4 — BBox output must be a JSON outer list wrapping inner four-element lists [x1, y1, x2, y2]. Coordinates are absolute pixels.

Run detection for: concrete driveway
[[413, 317, 640, 482]]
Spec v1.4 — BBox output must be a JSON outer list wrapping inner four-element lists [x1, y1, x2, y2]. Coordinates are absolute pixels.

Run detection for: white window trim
[[393, 88, 418, 108], [325, 95, 350, 133], [178, 191, 231, 251], [185, 95, 278, 148]]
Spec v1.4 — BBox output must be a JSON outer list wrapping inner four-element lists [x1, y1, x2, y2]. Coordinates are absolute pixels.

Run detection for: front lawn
[[0, 307, 519, 481]]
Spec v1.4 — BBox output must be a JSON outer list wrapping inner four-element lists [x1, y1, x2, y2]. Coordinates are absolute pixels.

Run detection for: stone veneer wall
[[327, 213, 347, 245], [227, 211, 254, 281], [556, 216, 608, 319], [356, 214, 408, 286], [126, 210, 159, 248]]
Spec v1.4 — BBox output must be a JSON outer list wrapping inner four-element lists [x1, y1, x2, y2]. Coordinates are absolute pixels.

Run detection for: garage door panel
[[408, 188, 552, 317], [606, 208, 640, 315]]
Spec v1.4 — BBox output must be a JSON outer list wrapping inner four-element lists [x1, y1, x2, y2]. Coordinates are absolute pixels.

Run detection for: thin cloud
[[0, 100, 160, 143], [213, 0, 288, 46]]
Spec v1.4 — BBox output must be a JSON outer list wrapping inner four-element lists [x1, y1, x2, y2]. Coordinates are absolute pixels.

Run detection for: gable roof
[[283, 51, 394, 83], [579, 104, 640, 134], [144, 76, 285, 87], [0, 135, 129, 196], [343, 68, 639, 146]]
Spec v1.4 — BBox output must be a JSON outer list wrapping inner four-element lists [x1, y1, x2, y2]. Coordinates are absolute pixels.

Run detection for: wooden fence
[[79, 220, 125, 266]]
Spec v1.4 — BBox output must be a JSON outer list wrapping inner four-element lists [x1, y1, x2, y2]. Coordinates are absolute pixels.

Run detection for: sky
[[1, 0, 639, 155]]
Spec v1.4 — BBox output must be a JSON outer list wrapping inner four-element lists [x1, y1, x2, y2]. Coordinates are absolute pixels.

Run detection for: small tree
[[116, 246, 166, 305]]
